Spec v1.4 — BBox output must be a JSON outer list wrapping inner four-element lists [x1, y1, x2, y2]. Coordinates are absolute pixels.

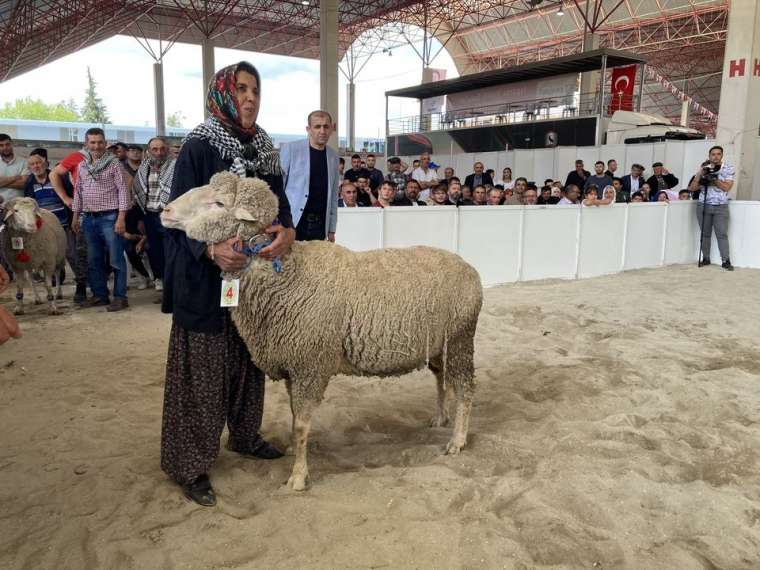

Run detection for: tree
[[0, 97, 81, 121], [166, 111, 185, 128], [81, 66, 109, 124]]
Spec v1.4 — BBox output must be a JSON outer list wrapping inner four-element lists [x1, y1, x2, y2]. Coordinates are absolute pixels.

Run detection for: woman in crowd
[[601, 185, 616, 205], [161, 61, 295, 507], [501, 167, 514, 190], [656, 191, 670, 202]]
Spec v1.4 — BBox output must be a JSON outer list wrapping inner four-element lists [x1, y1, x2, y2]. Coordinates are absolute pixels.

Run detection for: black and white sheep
[[161, 173, 483, 491], [2, 197, 67, 315]]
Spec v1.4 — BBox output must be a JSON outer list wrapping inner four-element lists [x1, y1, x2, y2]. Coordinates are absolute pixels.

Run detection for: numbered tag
[[220, 278, 240, 308], [11, 237, 23, 250]]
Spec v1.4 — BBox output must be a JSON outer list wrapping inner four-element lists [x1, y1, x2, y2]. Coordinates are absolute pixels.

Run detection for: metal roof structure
[[387, 49, 646, 99], [0, 1, 727, 132]]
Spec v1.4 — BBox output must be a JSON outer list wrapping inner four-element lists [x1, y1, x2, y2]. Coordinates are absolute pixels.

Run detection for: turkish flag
[[609, 65, 636, 112]]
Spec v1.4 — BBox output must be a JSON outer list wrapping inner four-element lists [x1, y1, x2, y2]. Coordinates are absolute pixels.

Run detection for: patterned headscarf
[[184, 61, 280, 177]]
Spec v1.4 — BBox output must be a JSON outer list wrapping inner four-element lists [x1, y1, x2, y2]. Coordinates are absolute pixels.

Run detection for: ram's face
[[3, 198, 40, 233], [161, 173, 279, 243], [161, 185, 234, 232]]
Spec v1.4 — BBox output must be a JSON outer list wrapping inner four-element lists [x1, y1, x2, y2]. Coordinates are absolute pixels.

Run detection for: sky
[[0, 31, 458, 140]]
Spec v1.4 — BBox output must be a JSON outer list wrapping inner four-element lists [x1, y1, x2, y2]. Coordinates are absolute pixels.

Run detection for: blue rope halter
[[233, 233, 282, 273]]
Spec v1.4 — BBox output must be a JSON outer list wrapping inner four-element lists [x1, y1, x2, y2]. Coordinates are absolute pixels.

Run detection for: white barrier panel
[[727, 202, 760, 268], [334, 209, 383, 252], [664, 200, 699, 265], [458, 206, 522, 285], [337, 200, 759, 288], [384, 207, 458, 252], [578, 204, 627, 279], [521, 206, 580, 281], [624, 202, 667, 270]]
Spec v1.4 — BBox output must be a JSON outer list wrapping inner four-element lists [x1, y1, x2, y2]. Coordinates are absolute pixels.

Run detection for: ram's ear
[[3, 208, 13, 221], [233, 207, 256, 222]]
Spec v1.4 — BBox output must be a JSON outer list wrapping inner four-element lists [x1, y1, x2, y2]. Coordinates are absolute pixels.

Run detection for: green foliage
[[80, 67, 109, 124], [166, 111, 185, 128], [0, 97, 81, 121]]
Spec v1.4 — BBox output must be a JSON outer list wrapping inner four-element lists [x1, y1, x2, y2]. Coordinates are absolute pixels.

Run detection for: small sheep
[[161, 172, 482, 491], [2, 197, 67, 315]]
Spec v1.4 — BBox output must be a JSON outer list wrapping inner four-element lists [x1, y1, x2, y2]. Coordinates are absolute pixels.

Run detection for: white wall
[[398, 139, 734, 191], [336, 202, 759, 287]]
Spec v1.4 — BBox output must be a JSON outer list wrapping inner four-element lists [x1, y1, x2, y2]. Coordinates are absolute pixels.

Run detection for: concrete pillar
[[320, 0, 339, 148], [201, 38, 215, 119], [153, 62, 166, 136], [716, 0, 760, 199], [346, 81, 356, 151], [579, 33, 600, 114], [680, 100, 690, 127]]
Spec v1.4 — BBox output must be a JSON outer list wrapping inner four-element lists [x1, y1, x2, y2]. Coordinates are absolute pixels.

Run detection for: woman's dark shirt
[[161, 137, 293, 333]]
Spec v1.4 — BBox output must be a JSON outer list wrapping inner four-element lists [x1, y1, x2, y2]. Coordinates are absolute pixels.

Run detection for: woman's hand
[[0, 307, 21, 344], [0, 265, 10, 294], [258, 225, 295, 260], [209, 237, 249, 273]]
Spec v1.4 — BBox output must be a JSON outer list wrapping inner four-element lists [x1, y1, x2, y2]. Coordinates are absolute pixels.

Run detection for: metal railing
[[387, 93, 639, 136]]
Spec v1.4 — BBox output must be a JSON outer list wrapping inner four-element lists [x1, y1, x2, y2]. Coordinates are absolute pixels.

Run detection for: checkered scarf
[[132, 158, 175, 212], [184, 116, 280, 178], [82, 150, 118, 179]]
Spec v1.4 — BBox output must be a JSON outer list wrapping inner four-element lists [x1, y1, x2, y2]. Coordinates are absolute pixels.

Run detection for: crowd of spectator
[[337, 152, 694, 210], [0, 131, 176, 311]]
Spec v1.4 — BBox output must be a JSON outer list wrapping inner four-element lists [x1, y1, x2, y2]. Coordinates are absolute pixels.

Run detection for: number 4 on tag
[[220, 278, 240, 307]]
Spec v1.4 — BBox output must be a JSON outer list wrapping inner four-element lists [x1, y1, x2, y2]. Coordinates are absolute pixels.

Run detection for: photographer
[[688, 145, 734, 271]]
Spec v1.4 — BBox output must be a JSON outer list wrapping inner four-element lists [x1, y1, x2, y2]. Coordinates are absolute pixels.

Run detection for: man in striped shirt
[[71, 128, 131, 312]]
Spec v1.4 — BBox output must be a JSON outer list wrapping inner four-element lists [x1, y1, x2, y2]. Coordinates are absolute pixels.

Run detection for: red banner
[[609, 65, 636, 112]]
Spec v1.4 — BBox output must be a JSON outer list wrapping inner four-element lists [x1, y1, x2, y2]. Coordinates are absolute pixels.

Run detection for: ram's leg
[[14, 272, 26, 315], [30, 271, 43, 304], [284, 378, 296, 456], [44, 270, 60, 315], [56, 266, 63, 300], [445, 383, 473, 455], [287, 398, 317, 491], [428, 360, 452, 427], [444, 334, 476, 456]]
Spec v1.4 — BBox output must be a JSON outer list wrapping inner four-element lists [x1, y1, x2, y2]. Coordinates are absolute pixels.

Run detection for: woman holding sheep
[[160, 61, 295, 506]]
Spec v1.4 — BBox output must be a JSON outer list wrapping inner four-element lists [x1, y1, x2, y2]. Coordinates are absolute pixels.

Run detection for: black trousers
[[296, 212, 326, 241]]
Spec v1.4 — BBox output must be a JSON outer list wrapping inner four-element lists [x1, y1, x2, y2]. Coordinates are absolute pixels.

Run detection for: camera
[[699, 161, 721, 186]]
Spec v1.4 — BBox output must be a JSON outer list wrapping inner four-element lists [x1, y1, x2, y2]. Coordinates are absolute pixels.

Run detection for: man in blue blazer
[[280, 110, 339, 241]]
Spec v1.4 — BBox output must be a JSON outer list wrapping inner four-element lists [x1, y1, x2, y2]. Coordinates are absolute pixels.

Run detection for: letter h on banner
[[729, 59, 746, 78], [754, 59, 760, 77]]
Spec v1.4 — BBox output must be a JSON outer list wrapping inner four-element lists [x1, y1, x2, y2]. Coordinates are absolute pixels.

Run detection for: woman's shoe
[[183, 474, 216, 507]]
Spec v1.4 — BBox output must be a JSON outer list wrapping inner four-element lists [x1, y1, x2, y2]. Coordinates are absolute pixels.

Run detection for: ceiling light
[[557, 7, 564, 15], [301, 1, 309, 5]]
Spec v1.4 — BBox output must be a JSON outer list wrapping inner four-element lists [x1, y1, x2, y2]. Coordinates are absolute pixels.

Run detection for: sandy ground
[[1, 265, 760, 569]]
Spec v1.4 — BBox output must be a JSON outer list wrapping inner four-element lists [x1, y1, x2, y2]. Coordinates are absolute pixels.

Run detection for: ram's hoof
[[287, 473, 309, 491], [444, 439, 465, 456], [48, 307, 61, 316], [429, 415, 450, 428], [13, 307, 24, 316]]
